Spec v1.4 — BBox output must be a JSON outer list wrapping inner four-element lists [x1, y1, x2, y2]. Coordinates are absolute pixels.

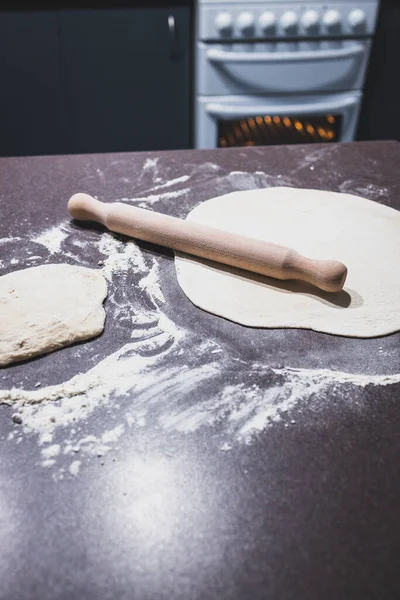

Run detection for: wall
[[357, 0, 400, 141]]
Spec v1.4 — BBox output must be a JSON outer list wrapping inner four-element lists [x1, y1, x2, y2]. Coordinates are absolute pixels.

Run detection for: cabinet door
[[0, 11, 67, 157], [60, 8, 191, 154]]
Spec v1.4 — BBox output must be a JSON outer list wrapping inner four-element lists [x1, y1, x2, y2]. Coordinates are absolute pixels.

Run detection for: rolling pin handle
[[68, 193, 107, 225]]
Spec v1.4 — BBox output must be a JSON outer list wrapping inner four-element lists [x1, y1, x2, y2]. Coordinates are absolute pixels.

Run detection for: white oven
[[195, 0, 379, 148]]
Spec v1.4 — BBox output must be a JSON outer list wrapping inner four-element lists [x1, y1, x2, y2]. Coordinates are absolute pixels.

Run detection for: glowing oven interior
[[218, 114, 341, 147]]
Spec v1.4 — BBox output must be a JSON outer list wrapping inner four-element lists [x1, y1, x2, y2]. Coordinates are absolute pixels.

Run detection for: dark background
[[0, 0, 398, 154]]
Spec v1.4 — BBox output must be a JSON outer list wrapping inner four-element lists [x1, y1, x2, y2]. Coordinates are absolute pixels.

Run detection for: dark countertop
[[0, 141, 400, 600]]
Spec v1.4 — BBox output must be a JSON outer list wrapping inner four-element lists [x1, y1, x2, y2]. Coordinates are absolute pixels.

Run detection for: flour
[[339, 179, 389, 200], [274, 365, 400, 387], [139, 261, 165, 305], [157, 364, 400, 442], [32, 222, 70, 254], [124, 188, 190, 206], [98, 233, 146, 279], [69, 460, 81, 476], [224, 171, 294, 191], [142, 157, 159, 173], [42, 444, 61, 459], [0, 237, 22, 246], [151, 175, 190, 190]]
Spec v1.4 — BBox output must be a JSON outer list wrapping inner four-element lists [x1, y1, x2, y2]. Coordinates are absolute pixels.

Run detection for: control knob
[[280, 11, 298, 32], [215, 12, 233, 36], [301, 10, 319, 31], [258, 11, 276, 34], [348, 9, 367, 30], [236, 11, 255, 35], [323, 9, 341, 30]]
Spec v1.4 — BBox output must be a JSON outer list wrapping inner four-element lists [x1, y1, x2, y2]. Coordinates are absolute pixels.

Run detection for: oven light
[[241, 121, 251, 135], [294, 120, 304, 131], [234, 127, 244, 139], [318, 127, 327, 138], [306, 124, 315, 134], [327, 130, 335, 139], [273, 116, 281, 124], [248, 118, 259, 134], [327, 115, 335, 124], [264, 116, 272, 124], [283, 117, 292, 127], [256, 116, 264, 126]]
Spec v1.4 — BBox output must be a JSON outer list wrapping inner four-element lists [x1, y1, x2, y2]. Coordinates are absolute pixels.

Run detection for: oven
[[195, 0, 379, 149]]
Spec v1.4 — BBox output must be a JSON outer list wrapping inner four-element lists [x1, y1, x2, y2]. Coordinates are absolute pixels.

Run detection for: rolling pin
[[68, 193, 347, 293]]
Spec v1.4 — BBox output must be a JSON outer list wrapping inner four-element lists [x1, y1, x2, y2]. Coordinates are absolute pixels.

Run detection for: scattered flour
[[3, 350, 399, 475], [0, 237, 22, 246], [123, 188, 190, 206], [157, 365, 400, 441], [42, 444, 61, 460], [69, 460, 81, 476], [142, 157, 159, 173], [32, 222, 69, 254], [150, 175, 190, 190], [99, 232, 146, 279], [139, 261, 165, 305]]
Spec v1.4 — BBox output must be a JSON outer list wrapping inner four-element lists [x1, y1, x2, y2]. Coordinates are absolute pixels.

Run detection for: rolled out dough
[[0, 264, 107, 367], [175, 187, 400, 338]]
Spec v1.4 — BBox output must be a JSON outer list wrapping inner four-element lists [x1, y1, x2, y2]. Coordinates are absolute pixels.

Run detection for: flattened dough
[[175, 187, 400, 338], [0, 264, 107, 366]]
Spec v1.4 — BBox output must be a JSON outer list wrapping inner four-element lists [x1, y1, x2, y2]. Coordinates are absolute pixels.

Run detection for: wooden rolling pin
[[68, 193, 348, 293]]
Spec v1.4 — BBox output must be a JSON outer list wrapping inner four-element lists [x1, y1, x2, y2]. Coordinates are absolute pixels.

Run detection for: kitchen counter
[[1, 141, 399, 600]]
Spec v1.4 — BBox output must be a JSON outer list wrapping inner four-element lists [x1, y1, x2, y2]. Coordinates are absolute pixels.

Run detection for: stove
[[194, 0, 380, 148]]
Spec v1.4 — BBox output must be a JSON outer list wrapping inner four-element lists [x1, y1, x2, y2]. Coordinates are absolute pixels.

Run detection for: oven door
[[197, 40, 371, 96], [195, 91, 362, 149]]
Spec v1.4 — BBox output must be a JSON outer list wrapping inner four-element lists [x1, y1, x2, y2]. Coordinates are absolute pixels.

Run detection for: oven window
[[218, 114, 342, 147]]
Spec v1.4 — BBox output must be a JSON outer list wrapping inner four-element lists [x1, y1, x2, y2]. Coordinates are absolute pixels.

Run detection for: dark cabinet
[[60, 8, 191, 154], [0, 11, 68, 157], [0, 7, 191, 157]]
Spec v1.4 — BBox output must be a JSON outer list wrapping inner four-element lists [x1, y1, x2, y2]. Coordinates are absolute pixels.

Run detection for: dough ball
[[0, 264, 107, 366]]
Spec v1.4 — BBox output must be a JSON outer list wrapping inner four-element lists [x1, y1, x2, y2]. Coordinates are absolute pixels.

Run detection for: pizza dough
[[0, 264, 107, 367], [175, 187, 400, 337]]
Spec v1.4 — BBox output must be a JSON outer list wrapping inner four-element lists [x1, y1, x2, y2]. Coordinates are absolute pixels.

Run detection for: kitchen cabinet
[[59, 7, 191, 154], [0, 7, 191, 157], [0, 11, 68, 157]]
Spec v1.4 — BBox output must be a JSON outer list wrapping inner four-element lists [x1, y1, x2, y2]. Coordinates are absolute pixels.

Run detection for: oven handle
[[205, 96, 359, 120], [206, 43, 365, 64]]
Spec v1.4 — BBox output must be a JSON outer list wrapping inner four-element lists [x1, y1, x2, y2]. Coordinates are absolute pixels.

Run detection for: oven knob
[[301, 10, 319, 31], [258, 11, 276, 34], [236, 12, 255, 36], [323, 9, 341, 30], [280, 11, 298, 32], [215, 12, 233, 36], [348, 9, 367, 30]]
